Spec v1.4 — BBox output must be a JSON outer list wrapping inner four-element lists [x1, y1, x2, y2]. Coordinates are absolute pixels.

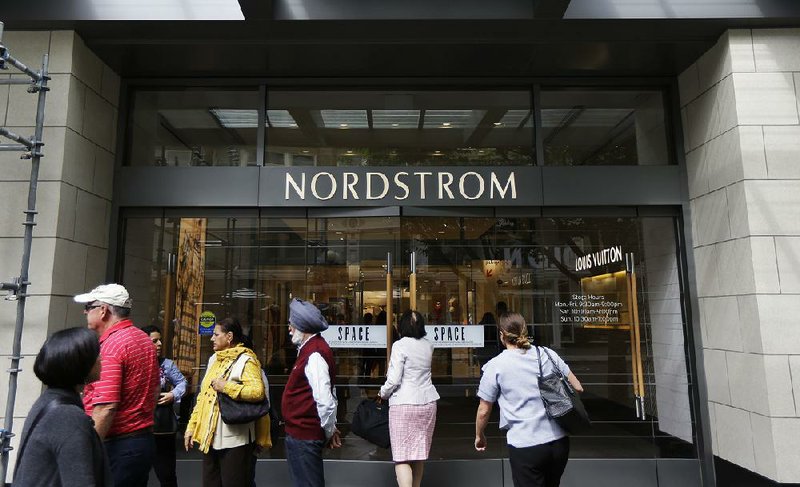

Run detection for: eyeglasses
[[84, 303, 103, 312]]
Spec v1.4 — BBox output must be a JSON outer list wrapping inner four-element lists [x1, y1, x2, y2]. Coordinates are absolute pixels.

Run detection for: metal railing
[[0, 20, 50, 485]]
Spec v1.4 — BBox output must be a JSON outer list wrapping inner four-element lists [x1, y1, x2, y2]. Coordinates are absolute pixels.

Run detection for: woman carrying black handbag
[[474, 312, 584, 487], [184, 318, 271, 487]]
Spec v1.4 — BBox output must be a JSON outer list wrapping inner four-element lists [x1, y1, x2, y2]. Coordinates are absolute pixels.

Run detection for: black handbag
[[351, 399, 390, 449], [536, 346, 591, 434], [153, 403, 179, 434], [217, 352, 271, 425]]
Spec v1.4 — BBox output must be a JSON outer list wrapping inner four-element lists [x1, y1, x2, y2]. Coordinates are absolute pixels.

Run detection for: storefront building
[[1, 1, 800, 486]]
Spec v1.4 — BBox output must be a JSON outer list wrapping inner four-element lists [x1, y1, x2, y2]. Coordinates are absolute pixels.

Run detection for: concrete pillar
[[680, 28, 800, 483], [0, 30, 119, 471]]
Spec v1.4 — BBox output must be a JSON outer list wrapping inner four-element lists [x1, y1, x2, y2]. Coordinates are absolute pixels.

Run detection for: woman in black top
[[13, 327, 112, 487]]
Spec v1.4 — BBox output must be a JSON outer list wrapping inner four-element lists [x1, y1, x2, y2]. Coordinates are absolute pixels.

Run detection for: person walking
[[474, 312, 583, 487], [12, 327, 112, 487], [142, 325, 187, 487], [75, 284, 160, 487], [184, 318, 270, 487], [378, 310, 439, 487], [282, 298, 341, 487]]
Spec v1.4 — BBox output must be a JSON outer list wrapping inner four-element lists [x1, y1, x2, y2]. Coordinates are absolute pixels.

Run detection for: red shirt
[[83, 319, 159, 437]]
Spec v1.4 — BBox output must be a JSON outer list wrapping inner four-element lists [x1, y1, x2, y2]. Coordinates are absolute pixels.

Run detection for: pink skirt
[[388, 402, 437, 462]]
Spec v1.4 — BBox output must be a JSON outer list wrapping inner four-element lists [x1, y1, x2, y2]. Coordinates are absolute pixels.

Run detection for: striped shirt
[[83, 319, 160, 437]]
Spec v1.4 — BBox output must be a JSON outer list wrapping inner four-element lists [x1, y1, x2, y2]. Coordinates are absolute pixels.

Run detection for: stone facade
[[680, 28, 800, 483], [0, 31, 118, 468]]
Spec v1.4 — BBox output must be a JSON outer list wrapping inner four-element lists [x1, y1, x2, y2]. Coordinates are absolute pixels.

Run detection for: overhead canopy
[[2, 0, 800, 77]]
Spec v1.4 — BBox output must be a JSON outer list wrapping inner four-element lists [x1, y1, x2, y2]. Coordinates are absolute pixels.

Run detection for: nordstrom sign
[[260, 167, 541, 206]]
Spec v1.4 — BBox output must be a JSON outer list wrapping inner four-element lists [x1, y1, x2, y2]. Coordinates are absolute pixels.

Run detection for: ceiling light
[[209, 109, 259, 128], [392, 123, 399, 127], [340, 123, 349, 128], [265, 109, 298, 128], [302, 150, 309, 153], [442, 122, 451, 127], [493, 122, 503, 126]]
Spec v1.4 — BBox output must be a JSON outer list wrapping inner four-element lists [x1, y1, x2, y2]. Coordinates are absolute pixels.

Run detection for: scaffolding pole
[[0, 21, 50, 485]]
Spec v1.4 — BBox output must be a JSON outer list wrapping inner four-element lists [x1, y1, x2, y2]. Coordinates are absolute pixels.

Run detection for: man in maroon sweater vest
[[282, 298, 341, 487]]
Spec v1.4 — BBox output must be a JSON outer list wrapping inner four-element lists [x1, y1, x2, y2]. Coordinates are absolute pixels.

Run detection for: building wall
[[679, 28, 800, 483], [0, 30, 118, 470]]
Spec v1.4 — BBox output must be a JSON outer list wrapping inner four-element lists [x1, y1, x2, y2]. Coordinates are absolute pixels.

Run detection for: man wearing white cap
[[75, 283, 160, 487], [281, 298, 341, 487]]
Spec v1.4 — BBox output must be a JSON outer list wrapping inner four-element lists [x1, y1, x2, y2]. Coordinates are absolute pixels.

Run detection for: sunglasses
[[84, 303, 103, 312]]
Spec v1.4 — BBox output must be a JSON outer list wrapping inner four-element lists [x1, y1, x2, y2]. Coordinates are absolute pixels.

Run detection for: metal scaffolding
[[0, 21, 50, 484]]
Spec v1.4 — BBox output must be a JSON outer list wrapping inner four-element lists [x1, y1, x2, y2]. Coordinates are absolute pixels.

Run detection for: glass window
[[541, 89, 671, 166], [266, 90, 533, 167], [119, 213, 695, 462], [127, 89, 259, 166]]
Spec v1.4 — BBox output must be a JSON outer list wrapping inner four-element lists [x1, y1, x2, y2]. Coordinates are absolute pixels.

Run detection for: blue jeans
[[285, 435, 325, 487], [104, 430, 156, 487]]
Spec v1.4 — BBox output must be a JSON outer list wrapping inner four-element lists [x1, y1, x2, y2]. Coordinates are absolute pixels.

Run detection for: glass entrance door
[[119, 212, 696, 462]]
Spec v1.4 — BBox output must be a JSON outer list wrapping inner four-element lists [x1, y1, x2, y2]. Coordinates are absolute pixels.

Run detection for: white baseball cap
[[74, 283, 132, 308]]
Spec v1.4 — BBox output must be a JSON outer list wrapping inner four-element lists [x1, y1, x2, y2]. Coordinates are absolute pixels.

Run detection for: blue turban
[[289, 298, 328, 333]]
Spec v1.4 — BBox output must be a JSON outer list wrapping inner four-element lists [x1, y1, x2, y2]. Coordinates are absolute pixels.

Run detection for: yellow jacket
[[186, 345, 271, 453]]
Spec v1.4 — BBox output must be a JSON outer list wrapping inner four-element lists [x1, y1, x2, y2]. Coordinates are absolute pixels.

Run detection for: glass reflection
[[127, 89, 259, 167], [541, 89, 670, 166], [266, 90, 533, 167], [120, 214, 695, 461]]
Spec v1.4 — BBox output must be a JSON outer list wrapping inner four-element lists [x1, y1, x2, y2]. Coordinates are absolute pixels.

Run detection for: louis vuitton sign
[[259, 166, 542, 206]]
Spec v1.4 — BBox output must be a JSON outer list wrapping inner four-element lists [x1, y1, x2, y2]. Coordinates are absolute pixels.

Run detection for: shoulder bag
[[351, 399, 390, 449], [217, 352, 271, 425], [536, 346, 591, 434]]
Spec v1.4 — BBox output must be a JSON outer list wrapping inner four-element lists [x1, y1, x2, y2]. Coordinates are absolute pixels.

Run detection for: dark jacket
[[13, 388, 112, 487]]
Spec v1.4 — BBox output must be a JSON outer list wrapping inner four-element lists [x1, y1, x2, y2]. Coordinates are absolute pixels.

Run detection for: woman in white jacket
[[378, 310, 440, 487]]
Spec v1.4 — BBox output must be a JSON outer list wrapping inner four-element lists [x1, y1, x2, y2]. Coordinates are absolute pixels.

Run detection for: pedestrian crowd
[[11, 283, 582, 487]]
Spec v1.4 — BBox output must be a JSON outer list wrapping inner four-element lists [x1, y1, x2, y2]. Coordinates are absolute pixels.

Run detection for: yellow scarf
[[185, 345, 271, 453]]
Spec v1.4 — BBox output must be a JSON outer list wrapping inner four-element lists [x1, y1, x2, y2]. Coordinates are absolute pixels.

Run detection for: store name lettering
[[432, 325, 467, 342], [575, 245, 623, 272], [336, 326, 371, 342], [284, 171, 517, 201]]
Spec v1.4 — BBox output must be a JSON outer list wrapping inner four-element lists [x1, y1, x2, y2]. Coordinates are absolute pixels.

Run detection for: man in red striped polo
[[75, 283, 160, 487]]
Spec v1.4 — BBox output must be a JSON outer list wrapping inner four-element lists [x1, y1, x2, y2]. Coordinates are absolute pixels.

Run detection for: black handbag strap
[[536, 346, 574, 394], [220, 351, 248, 381]]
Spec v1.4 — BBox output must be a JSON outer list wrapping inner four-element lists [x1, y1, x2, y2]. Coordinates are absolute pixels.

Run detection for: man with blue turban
[[281, 298, 341, 487]]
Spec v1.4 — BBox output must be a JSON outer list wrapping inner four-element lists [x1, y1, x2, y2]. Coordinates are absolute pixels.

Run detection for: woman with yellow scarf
[[184, 318, 271, 487]]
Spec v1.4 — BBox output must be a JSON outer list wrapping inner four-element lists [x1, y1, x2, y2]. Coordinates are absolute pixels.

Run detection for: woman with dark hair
[[141, 325, 187, 487], [184, 317, 271, 487], [474, 312, 583, 487], [13, 327, 112, 486], [378, 310, 439, 487]]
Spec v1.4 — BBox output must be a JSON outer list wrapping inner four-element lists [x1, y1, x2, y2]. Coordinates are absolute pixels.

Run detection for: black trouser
[[153, 434, 178, 487], [105, 430, 156, 487], [508, 436, 570, 487], [202, 442, 256, 487]]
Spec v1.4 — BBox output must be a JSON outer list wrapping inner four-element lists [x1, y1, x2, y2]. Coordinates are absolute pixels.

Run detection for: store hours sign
[[260, 167, 542, 206]]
